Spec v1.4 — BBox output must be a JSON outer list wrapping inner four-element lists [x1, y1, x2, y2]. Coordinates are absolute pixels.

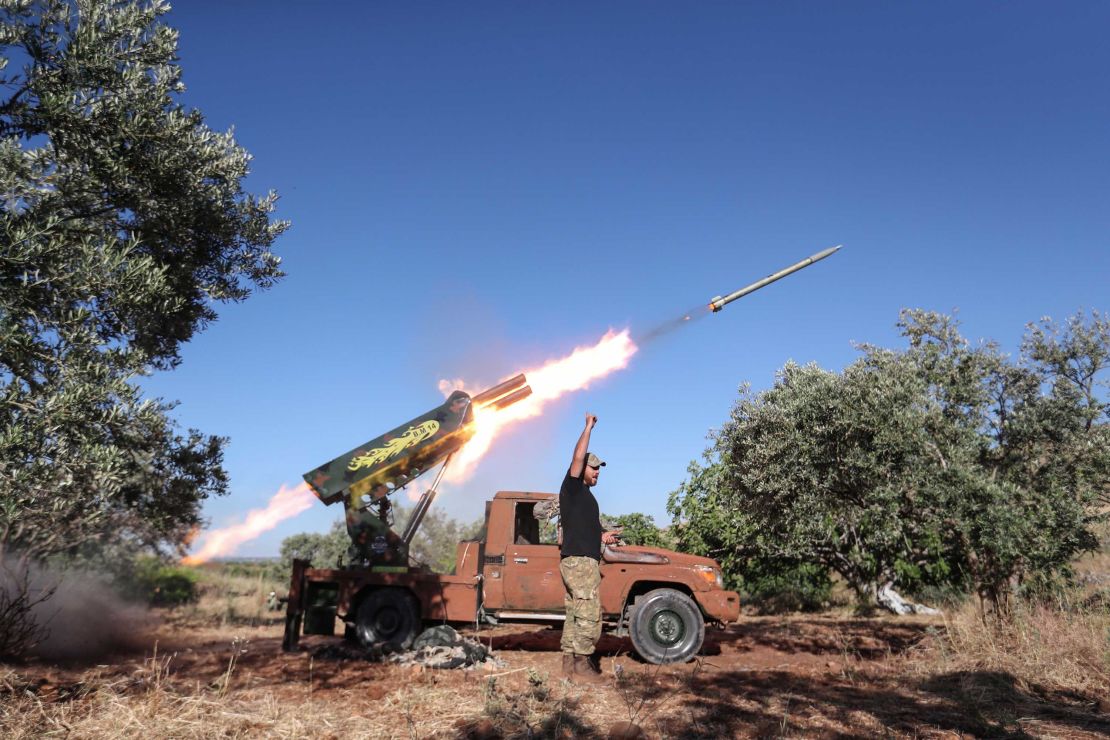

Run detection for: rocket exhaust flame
[[181, 482, 315, 565], [441, 328, 638, 482], [183, 330, 638, 562]]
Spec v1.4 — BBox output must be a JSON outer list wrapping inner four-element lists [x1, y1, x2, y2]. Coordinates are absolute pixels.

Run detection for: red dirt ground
[[6, 614, 1110, 738]]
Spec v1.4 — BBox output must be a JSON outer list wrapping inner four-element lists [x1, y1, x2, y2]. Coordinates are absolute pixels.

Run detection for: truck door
[[501, 501, 564, 612]]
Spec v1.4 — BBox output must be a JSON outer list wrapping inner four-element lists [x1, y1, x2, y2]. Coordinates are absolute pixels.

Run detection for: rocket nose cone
[[811, 245, 842, 261]]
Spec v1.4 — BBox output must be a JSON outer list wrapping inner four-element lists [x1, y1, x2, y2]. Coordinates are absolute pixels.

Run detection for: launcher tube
[[471, 374, 528, 405], [488, 385, 533, 410]]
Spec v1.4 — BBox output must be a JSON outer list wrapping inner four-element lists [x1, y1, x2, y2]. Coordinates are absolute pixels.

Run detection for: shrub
[[737, 558, 833, 613], [130, 557, 198, 607]]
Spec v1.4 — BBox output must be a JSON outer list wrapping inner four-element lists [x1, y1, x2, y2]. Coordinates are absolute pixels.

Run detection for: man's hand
[[585, 413, 597, 428], [601, 528, 622, 545]]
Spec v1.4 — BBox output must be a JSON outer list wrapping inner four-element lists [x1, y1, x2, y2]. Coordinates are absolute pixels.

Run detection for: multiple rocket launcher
[[303, 245, 842, 515], [303, 374, 533, 509]]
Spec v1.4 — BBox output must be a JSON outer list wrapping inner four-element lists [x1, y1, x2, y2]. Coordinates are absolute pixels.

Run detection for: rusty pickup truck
[[282, 490, 739, 664]]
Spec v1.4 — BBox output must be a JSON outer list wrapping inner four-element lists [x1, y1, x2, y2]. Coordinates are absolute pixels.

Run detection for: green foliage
[[669, 309, 1109, 615], [0, 0, 286, 567], [394, 504, 484, 573], [279, 506, 484, 575], [213, 559, 285, 582], [538, 516, 558, 545], [126, 556, 197, 606], [735, 557, 833, 613], [280, 521, 347, 570], [604, 512, 676, 549]]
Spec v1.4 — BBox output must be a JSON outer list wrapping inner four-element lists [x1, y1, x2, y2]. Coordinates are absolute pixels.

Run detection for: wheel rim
[[649, 608, 686, 647], [376, 607, 401, 636]]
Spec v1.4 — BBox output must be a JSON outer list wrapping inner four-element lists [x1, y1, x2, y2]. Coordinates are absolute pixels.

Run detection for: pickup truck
[[282, 490, 740, 664]]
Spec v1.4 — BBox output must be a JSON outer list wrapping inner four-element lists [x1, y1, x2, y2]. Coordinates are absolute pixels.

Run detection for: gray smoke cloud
[[13, 562, 157, 662]]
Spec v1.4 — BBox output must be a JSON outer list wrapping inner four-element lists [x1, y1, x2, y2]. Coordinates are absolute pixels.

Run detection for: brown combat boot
[[585, 652, 602, 674], [573, 654, 605, 684], [561, 652, 576, 681]]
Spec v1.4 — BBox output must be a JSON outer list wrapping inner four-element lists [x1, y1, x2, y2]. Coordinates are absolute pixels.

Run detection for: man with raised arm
[[559, 412, 621, 683]]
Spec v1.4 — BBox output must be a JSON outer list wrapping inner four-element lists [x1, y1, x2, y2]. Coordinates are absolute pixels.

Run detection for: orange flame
[[181, 525, 201, 548], [440, 328, 638, 482], [181, 482, 316, 565]]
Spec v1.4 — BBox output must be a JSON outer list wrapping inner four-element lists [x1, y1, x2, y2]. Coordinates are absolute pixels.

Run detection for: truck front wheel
[[355, 589, 420, 650], [628, 588, 704, 664]]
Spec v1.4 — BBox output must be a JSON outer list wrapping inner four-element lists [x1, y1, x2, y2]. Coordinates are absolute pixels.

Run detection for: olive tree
[[605, 512, 675, 549], [669, 310, 1109, 615], [394, 505, 484, 574], [1, 0, 285, 576], [949, 312, 1110, 609], [280, 521, 348, 572]]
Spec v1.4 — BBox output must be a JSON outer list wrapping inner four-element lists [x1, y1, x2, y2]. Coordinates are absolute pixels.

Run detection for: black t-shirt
[[559, 472, 602, 560]]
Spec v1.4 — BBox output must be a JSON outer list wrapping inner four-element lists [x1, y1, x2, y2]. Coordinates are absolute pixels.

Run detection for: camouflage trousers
[[559, 556, 602, 655]]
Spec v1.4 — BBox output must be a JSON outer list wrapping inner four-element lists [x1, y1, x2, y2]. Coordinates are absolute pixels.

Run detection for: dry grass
[[0, 652, 679, 739], [1074, 513, 1110, 597], [909, 598, 1110, 708], [0, 661, 415, 738], [906, 515, 1110, 713], [5, 556, 1110, 738], [0, 558, 660, 738], [4, 607, 1109, 738], [175, 564, 288, 629]]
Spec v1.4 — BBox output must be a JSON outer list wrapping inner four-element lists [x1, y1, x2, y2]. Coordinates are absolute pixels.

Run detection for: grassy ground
[[174, 561, 289, 629], [2, 554, 1108, 738]]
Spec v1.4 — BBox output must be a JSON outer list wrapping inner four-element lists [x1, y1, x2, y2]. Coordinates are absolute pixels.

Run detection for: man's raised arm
[[568, 413, 597, 479]]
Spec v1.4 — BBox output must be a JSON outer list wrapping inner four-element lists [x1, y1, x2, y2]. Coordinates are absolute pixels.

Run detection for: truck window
[[514, 502, 559, 545]]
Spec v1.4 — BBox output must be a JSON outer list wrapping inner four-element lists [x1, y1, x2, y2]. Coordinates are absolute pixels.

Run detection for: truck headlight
[[694, 565, 722, 589]]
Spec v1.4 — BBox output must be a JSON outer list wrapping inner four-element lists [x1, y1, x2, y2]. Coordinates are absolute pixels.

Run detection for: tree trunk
[[874, 582, 941, 616]]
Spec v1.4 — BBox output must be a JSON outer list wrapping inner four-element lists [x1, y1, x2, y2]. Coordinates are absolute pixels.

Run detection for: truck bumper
[[695, 589, 740, 624]]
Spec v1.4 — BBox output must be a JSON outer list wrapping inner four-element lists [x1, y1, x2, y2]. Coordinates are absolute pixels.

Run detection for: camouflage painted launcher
[[303, 374, 532, 508]]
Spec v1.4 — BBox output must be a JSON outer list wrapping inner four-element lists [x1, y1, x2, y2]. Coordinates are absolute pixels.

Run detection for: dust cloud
[[18, 563, 157, 662]]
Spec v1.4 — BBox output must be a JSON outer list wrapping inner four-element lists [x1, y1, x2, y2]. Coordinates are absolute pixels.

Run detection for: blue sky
[[150, 2, 1109, 557]]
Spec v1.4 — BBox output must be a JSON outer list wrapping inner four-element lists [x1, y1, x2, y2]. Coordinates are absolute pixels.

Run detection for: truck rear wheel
[[355, 588, 420, 650], [628, 588, 704, 664]]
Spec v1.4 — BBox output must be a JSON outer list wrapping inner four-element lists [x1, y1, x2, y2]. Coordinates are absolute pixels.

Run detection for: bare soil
[[5, 613, 1109, 738]]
